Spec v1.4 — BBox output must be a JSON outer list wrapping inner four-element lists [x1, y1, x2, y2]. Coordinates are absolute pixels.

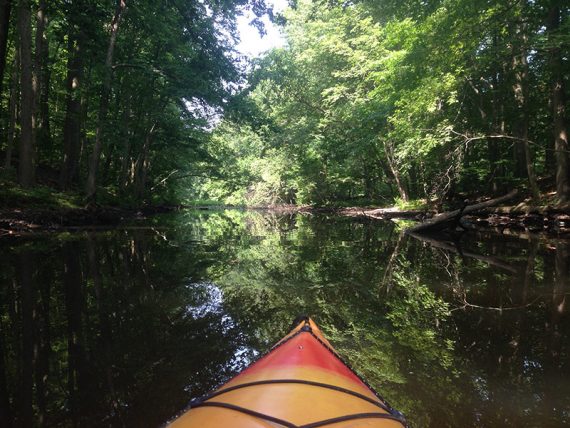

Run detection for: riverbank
[[251, 193, 570, 239], [340, 204, 570, 239], [0, 181, 180, 236], [0, 205, 183, 236], [3, 181, 569, 239]]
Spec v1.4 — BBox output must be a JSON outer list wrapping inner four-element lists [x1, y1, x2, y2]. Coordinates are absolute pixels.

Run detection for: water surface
[[0, 210, 568, 427]]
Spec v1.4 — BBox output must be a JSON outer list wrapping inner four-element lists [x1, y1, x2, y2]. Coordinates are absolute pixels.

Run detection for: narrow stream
[[0, 210, 568, 427]]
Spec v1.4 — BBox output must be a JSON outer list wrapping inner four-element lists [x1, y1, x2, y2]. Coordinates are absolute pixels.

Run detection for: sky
[[236, 0, 289, 58]]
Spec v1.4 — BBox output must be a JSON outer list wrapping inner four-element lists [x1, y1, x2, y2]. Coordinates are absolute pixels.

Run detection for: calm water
[[0, 210, 569, 427]]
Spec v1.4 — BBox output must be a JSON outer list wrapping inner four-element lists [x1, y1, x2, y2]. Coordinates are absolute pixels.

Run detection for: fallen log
[[405, 189, 518, 234], [340, 207, 429, 220]]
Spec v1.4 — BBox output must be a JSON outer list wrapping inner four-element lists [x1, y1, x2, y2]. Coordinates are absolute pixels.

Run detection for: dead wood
[[340, 207, 429, 220], [405, 189, 518, 234]]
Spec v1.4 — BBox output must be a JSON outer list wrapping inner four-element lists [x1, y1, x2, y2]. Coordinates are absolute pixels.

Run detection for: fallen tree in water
[[405, 190, 519, 234], [342, 206, 428, 220]]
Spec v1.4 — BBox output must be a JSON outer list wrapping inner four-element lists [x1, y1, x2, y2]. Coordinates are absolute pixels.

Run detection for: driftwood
[[405, 189, 518, 234], [408, 232, 518, 273], [340, 207, 428, 220], [478, 201, 570, 215]]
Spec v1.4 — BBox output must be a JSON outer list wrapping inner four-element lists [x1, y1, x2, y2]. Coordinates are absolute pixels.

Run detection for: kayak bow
[[169, 316, 407, 427]]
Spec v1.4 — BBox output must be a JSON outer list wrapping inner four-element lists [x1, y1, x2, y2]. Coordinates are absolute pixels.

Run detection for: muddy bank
[[0, 204, 180, 236]]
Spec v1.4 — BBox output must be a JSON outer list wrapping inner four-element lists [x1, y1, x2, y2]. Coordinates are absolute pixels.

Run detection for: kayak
[[168, 316, 407, 427]]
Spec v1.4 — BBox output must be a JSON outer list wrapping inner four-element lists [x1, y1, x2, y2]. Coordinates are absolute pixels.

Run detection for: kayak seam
[[195, 402, 297, 428], [166, 318, 408, 427], [162, 328, 306, 427], [301, 412, 407, 428], [194, 402, 407, 428], [200, 379, 393, 413]]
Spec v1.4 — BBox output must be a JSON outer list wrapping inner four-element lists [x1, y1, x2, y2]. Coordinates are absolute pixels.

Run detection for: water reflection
[[0, 211, 568, 427]]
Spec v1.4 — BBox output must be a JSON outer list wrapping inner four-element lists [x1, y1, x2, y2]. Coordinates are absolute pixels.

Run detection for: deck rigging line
[[187, 318, 408, 427]]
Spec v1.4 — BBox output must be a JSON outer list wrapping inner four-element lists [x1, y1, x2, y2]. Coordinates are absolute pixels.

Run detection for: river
[[0, 210, 568, 427]]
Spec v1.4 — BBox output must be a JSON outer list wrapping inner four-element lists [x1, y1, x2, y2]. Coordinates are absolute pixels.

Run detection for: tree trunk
[[16, 0, 34, 187], [487, 138, 500, 194], [511, 9, 539, 201], [0, 0, 12, 98], [523, 135, 540, 201], [86, 0, 127, 200], [510, 0, 528, 178], [60, 34, 83, 189], [512, 136, 527, 179], [134, 122, 156, 201], [488, 44, 504, 195], [3, 53, 18, 169], [548, 5, 570, 202], [383, 140, 408, 202], [33, 0, 50, 158], [38, 50, 51, 152], [119, 100, 132, 192]]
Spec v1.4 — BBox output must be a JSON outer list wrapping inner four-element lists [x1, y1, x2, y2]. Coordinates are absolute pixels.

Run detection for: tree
[[16, 0, 34, 187], [85, 0, 127, 200], [60, 0, 88, 189], [0, 0, 270, 205], [208, 0, 568, 207], [0, 0, 12, 97], [547, 2, 570, 203]]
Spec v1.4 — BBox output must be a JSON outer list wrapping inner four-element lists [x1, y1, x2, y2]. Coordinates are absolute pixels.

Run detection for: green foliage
[[393, 197, 428, 211], [0, 0, 271, 206], [199, 121, 298, 205], [205, 0, 569, 206], [0, 179, 82, 209]]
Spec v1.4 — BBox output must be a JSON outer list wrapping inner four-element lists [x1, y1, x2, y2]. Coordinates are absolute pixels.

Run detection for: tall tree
[[33, 0, 50, 156], [16, 0, 34, 186], [3, 52, 18, 169], [60, 2, 84, 189], [0, 0, 11, 97], [86, 0, 127, 200], [510, 1, 539, 201], [547, 3, 570, 203]]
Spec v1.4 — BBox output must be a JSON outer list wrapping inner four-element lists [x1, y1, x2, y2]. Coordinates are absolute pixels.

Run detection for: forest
[[0, 0, 569, 211], [0, 0, 269, 207]]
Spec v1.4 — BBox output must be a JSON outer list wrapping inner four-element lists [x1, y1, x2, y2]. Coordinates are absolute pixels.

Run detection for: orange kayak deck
[[168, 317, 407, 427]]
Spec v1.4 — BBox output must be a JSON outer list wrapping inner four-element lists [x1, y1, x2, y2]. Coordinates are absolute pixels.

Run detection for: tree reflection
[[0, 231, 254, 426], [0, 212, 568, 426]]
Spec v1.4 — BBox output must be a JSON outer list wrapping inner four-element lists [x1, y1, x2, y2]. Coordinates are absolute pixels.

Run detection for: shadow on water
[[0, 210, 568, 427]]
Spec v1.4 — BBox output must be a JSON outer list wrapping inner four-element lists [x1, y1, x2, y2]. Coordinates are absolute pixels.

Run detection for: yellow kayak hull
[[168, 317, 406, 427]]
